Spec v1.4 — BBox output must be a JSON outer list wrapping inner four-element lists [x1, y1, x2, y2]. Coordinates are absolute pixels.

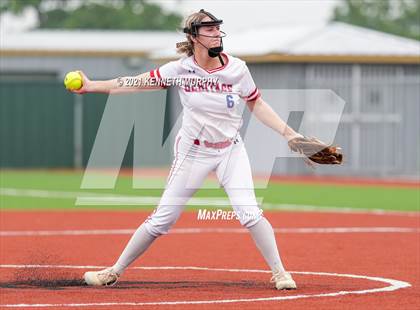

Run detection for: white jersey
[[150, 53, 260, 143]]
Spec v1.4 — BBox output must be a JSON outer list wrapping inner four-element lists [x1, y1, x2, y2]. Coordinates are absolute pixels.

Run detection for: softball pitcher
[[72, 9, 303, 290]]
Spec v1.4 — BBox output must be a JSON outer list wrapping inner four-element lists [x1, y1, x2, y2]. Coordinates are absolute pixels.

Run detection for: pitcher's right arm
[[70, 71, 163, 95]]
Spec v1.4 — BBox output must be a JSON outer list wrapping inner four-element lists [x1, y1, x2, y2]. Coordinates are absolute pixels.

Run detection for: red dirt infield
[[0, 210, 419, 309]]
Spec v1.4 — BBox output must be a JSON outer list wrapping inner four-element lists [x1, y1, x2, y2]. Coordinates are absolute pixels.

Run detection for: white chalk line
[[0, 265, 411, 308], [0, 226, 419, 237], [1, 187, 419, 216], [263, 203, 420, 216], [0, 188, 236, 206]]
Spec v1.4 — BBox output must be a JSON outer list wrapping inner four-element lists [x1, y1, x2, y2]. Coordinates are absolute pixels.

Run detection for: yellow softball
[[64, 71, 83, 91]]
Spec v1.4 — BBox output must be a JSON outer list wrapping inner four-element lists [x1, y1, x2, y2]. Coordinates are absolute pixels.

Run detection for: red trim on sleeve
[[155, 68, 167, 88], [149, 69, 168, 89], [246, 88, 258, 99], [247, 91, 261, 102], [245, 88, 260, 101]]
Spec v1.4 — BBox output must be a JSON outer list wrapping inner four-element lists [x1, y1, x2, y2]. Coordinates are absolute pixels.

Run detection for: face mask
[[183, 9, 226, 65], [207, 39, 224, 58]]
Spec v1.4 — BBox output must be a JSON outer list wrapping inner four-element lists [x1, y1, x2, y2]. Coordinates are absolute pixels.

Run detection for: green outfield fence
[[0, 80, 142, 168]]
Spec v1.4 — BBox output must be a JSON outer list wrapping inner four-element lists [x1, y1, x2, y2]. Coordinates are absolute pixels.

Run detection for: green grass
[[0, 170, 419, 212]]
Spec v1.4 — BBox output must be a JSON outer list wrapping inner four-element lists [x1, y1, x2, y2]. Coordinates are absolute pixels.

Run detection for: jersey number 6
[[226, 95, 234, 108]]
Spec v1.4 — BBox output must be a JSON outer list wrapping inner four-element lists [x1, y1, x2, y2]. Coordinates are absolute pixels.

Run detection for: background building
[[1, 23, 419, 178]]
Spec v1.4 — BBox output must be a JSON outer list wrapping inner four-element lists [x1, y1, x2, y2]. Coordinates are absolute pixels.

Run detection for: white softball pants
[[143, 131, 263, 237]]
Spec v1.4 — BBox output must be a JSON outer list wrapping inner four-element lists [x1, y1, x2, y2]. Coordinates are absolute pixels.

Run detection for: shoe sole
[[84, 272, 118, 286], [83, 272, 101, 286], [276, 281, 297, 290], [278, 287, 297, 290]]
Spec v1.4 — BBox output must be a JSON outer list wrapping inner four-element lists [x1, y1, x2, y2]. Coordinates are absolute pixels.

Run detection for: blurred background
[[0, 0, 419, 180]]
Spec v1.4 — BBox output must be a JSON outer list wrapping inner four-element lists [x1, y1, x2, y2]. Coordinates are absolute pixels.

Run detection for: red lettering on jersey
[[197, 79, 204, 91]]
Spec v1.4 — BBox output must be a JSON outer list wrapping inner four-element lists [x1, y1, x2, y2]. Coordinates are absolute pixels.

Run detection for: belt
[[193, 138, 239, 149]]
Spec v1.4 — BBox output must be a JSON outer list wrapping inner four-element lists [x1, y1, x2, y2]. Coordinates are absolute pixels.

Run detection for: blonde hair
[[176, 11, 208, 56]]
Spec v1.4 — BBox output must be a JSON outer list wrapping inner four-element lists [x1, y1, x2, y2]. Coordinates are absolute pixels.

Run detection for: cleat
[[270, 271, 297, 290], [83, 268, 119, 286]]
